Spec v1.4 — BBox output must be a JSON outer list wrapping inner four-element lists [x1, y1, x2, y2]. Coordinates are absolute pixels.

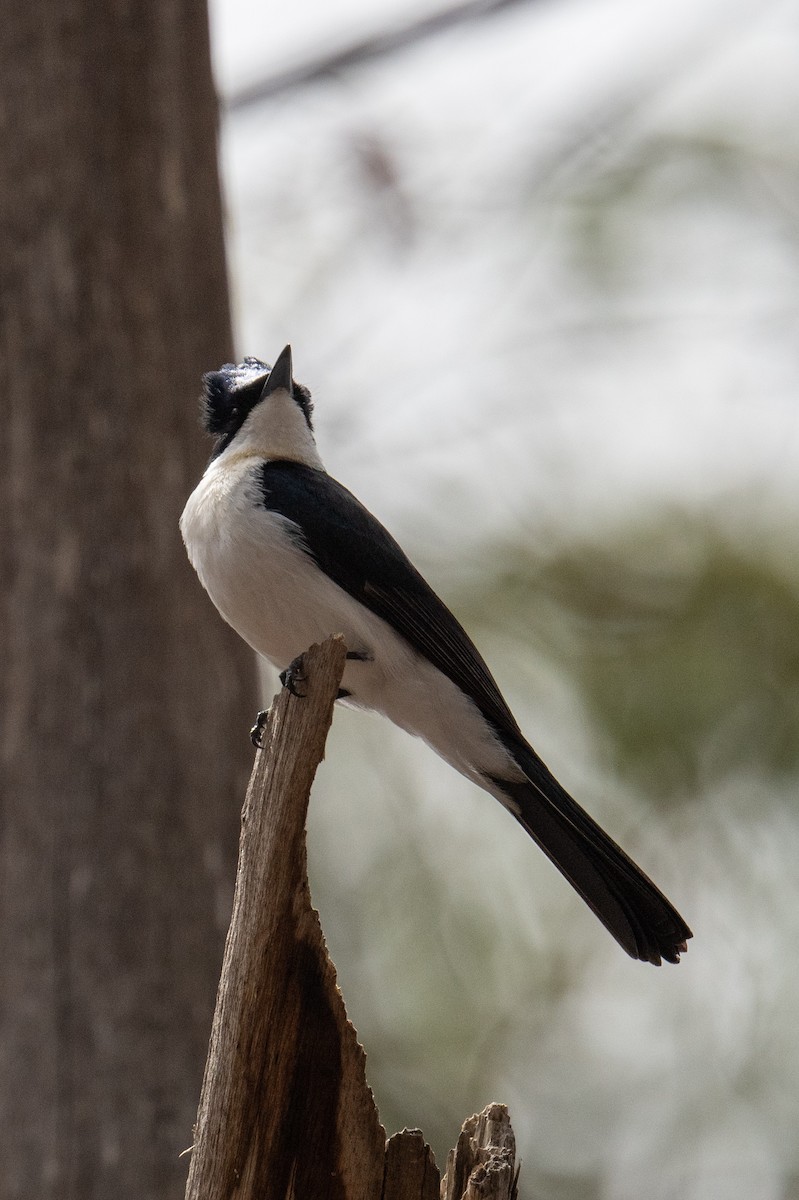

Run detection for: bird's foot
[[250, 710, 269, 748], [279, 654, 307, 698], [275, 649, 369, 712], [336, 650, 369, 701]]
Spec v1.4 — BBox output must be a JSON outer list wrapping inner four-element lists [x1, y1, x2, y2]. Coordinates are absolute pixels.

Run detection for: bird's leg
[[279, 653, 307, 697], [251, 649, 317, 747], [268, 647, 373, 713], [337, 648, 371, 700], [250, 711, 269, 749]]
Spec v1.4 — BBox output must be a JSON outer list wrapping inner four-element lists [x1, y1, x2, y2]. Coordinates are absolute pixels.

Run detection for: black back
[[259, 460, 522, 741]]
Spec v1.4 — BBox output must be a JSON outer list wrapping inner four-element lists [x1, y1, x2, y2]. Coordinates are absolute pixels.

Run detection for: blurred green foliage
[[461, 517, 799, 803], [563, 135, 774, 288]]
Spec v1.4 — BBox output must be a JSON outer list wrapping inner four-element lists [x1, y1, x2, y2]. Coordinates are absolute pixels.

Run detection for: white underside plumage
[[180, 452, 518, 793]]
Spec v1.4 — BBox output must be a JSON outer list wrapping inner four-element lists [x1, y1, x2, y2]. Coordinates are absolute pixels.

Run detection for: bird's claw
[[250, 710, 269, 748], [279, 654, 307, 698], [251, 652, 308, 743]]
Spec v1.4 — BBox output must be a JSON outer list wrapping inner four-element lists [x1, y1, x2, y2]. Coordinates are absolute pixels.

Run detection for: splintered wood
[[183, 636, 518, 1200], [441, 1105, 518, 1200]]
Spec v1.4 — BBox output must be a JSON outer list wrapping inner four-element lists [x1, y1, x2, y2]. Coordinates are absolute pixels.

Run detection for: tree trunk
[[0, 3, 257, 1197]]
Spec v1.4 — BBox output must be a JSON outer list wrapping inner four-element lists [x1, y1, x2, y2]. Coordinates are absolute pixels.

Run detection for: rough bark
[[184, 638, 387, 1200], [0, 3, 257, 1197], [441, 1106, 518, 1200], [382, 1131, 439, 1200]]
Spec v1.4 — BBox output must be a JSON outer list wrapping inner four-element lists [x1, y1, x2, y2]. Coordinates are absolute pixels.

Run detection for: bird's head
[[201, 345, 320, 467]]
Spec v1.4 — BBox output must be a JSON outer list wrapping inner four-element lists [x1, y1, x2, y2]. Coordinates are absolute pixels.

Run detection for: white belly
[[180, 457, 514, 786]]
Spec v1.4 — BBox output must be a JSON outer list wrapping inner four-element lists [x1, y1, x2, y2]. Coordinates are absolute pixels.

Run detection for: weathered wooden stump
[[184, 636, 518, 1200]]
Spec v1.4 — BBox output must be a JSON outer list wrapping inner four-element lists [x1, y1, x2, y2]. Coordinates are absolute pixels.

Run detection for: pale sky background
[[211, 0, 799, 537]]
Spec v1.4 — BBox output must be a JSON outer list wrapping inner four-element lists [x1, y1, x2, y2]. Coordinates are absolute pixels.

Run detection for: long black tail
[[491, 740, 692, 965]]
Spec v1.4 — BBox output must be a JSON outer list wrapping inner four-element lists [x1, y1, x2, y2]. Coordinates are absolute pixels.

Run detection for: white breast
[[180, 455, 515, 788], [181, 456, 340, 666]]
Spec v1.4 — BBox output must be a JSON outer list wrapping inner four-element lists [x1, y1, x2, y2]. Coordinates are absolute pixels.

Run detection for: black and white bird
[[180, 345, 692, 965]]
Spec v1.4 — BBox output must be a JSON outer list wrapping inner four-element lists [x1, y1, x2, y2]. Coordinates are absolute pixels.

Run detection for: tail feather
[[492, 741, 692, 965]]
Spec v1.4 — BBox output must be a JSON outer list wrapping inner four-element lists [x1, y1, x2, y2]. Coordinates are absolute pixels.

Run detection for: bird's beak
[[261, 344, 293, 398]]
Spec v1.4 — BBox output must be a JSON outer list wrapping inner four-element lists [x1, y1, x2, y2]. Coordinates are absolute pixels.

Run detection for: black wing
[[259, 461, 693, 964], [259, 460, 521, 741]]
